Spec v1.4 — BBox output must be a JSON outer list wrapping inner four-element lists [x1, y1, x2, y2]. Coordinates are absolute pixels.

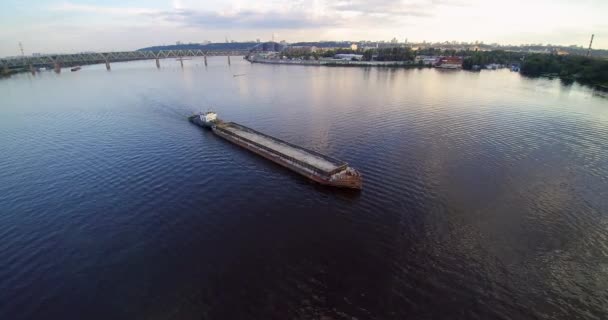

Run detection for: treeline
[[286, 47, 459, 62], [321, 49, 358, 58], [521, 54, 608, 86], [283, 47, 418, 61], [460, 50, 608, 87], [320, 47, 417, 61], [281, 48, 356, 60], [290, 41, 352, 49], [462, 50, 525, 69], [363, 47, 415, 61], [280, 46, 608, 87]]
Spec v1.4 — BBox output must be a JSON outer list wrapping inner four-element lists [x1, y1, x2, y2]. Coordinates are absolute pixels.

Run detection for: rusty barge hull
[[210, 122, 362, 189]]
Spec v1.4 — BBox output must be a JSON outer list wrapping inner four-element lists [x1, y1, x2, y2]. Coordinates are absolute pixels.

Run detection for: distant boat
[[71, 66, 81, 72]]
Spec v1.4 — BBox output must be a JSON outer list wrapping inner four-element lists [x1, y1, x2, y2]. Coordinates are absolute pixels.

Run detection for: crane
[[586, 34, 594, 57]]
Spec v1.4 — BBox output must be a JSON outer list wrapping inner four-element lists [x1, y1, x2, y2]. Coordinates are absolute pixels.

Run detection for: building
[[435, 57, 463, 69], [485, 63, 501, 70], [415, 55, 439, 65], [350, 43, 358, 51], [334, 54, 364, 61], [285, 46, 318, 54], [360, 42, 379, 51], [249, 52, 279, 60]]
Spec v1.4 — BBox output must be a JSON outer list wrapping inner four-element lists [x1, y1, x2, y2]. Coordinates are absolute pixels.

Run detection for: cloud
[[154, 0, 468, 30], [329, 0, 474, 18], [330, 0, 433, 17], [47, 0, 469, 32], [50, 1, 343, 30], [430, 0, 472, 7], [153, 9, 341, 29], [50, 2, 159, 15], [2, 0, 607, 57]]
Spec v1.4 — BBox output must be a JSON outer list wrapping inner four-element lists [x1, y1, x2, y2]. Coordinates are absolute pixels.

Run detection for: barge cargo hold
[[189, 112, 362, 189]]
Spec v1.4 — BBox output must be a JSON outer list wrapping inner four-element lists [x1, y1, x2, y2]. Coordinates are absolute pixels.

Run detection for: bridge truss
[[0, 50, 249, 69]]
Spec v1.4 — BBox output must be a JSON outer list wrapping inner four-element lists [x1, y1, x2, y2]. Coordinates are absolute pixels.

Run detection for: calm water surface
[[1, 58, 607, 319]]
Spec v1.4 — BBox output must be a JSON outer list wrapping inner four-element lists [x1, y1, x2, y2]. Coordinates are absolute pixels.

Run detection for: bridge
[[0, 49, 251, 73]]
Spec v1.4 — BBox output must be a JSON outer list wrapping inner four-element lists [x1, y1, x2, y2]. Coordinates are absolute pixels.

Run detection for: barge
[[189, 112, 362, 189]]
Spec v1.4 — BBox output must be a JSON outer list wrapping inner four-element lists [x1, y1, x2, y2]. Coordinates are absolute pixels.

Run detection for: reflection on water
[[0, 58, 607, 319]]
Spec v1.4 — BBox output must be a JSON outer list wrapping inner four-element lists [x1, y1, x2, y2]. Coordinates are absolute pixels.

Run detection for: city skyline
[[0, 0, 606, 57]]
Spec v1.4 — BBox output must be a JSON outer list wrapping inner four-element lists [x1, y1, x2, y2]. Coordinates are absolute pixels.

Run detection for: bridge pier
[[179, 57, 183, 68], [4, 50, 254, 74], [2, 65, 9, 75], [30, 64, 36, 75]]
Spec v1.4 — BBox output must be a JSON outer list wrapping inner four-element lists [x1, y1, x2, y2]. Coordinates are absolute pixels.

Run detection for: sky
[[0, 0, 606, 56]]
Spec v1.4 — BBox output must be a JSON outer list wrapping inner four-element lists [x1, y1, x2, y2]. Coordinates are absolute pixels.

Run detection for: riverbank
[[461, 51, 608, 88], [1, 68, 24, 77], [247, 57, 429, 68]]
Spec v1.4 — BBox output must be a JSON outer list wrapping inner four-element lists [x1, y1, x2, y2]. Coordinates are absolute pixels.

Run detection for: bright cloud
[[50, 2, 159, 15], [0, 0, 605, 56]]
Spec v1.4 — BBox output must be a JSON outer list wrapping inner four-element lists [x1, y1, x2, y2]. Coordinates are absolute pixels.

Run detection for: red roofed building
[[435, 57, 463, 69]]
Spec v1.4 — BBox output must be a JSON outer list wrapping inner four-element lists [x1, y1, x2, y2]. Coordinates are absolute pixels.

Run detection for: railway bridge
[[0, 49, 250, 73]]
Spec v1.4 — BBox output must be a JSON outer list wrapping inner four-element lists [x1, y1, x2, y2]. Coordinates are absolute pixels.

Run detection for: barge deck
[[189, 112, 361, 189], [217, 123, 341, 173]]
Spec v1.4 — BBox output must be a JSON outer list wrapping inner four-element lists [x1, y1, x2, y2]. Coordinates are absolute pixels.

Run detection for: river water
[[1, 57, 607, 319]]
